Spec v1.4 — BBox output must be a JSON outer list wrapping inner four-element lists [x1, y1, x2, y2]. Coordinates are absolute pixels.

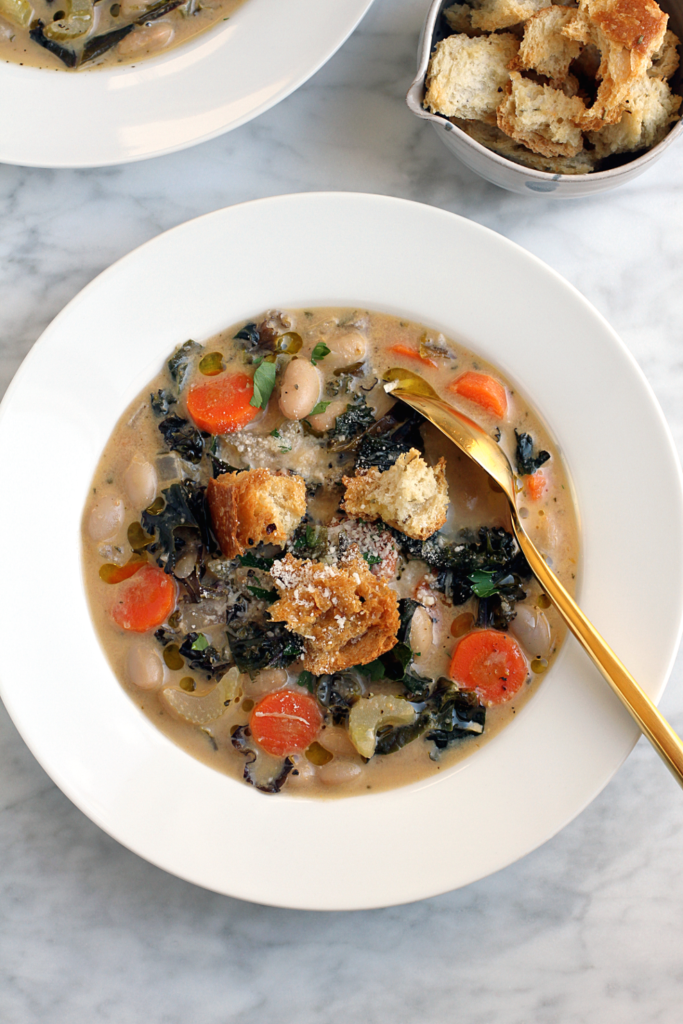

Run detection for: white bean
[[318, 760, 362, 786], [410, 606, 433, 657], [509, 604, 552, 659], [126, 645, 164, 691], [117, 22, 174, 57], [278, 359, 322, 421], [87, 493, 124, 542], [318, 726, 357, 757], [123, 454, 157, 510], [306, 397, 346, 432], [325, 331, 367, 370], [287, 756, 317, 788]]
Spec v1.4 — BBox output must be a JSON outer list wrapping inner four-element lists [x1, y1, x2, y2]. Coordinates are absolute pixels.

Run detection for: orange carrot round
[[449, 629, 528, 706], [186, 372, 259, 434], [387, 343, 437, 369], [111, 563, 176, 633], [250, 690, 323, 756], [525, 470, 547, 501], [448, 370, 507, 419]]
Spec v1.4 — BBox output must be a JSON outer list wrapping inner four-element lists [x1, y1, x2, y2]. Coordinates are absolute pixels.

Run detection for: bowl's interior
[[413, 0, 683, 179], [1, 193, 682, 909]]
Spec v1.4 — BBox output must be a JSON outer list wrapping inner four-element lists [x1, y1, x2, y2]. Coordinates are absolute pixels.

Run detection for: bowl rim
[[407, 0, 683, 183], [1, 192, 682, 910]]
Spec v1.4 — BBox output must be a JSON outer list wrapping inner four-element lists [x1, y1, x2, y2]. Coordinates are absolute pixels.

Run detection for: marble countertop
[[2, 0, 683, 1020]]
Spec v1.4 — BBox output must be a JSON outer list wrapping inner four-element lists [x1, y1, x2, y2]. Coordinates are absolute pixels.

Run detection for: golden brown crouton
[[453, 118, 598, 173], [564, 0, 669, 128], [514, 6, 583, 84], [588, 72, 681, 156], [342, 449, 449, 541], [649, 29, 680, 79], [424, 33, 520, 124], [497, 72, 587, 157], [445, 0, 550, 33], [269, 554, 399, 674], [207, 468, 306, 559]]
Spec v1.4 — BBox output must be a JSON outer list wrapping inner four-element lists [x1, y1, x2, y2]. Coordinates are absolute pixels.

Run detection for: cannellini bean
[[87, 493, 124, 542], [318, 726, 358, 757], [318, 760, 362, 786], [325, 331, 367, 370], [306, 397, 346, 432], [126, 645, 164, 691], [287, 754, 317, 787], [278, 359, 321, 420], [244, 668, 288, 698], [410, 606, 433, 657], [123, 454, 157, 510], [509, 604, 552, 659], [117, 21, 174, 57]]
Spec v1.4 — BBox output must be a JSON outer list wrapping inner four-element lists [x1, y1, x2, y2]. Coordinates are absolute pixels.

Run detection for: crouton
[[514, 6, 583, 84], [341, 449, 449, 541], [649, 29, 680, 79], [588, 73, 681, 156], [564, 0, 669, 128], [207, 468, 306, 559], [497, 71, 587, 157], [424, 33, 520, 123], [453, 117, 598, 172], [445, 0, 550, 33], [269, 554, 400, 674]]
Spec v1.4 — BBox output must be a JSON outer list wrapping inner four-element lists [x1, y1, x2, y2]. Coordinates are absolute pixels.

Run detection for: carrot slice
[[111, 563, 177, 633], [99, 557, 146, 584], [525, 470, 547, 501], [250, 690, 323, 756], [387, 343, 437, 369], [186, 372, 259, 434], [447, 371, 507, 419], [449, 629, 528, 706]]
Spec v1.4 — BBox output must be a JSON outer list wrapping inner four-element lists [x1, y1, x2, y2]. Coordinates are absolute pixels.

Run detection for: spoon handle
[[512, 520, 683, 788]]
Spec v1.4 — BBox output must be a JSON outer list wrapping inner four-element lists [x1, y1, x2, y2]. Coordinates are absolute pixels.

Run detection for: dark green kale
[[515, 429, 551, 476], [374, 682, 485, 758], [29, 22, 78, 66], [246, 585, 279, 603], [231, 726, 293, 793], [355, 409, 425, 472], [141, 480, 219, 573], [396, 527, 530, 628], [290, 521, 328, 559], [234, 323, 261, 350], [328, 395, 376, 443], [178, 632, 230, 677], [238, 551, 275, 571], [226, 621, 305, 673], [150, 389, 176, 416], [168, 340, 203, 390], [81, 24, 134, 63], [158, 415, 205, 463], [314, 672, 363, 725]]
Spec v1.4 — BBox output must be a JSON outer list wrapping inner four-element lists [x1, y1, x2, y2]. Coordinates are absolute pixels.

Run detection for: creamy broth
[[0, 0, 245, 71], [82, 308, 579, 797]]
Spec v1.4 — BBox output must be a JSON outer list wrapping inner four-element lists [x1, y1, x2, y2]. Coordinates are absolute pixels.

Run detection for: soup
[[0, 0, 246, 71], [82, 307, 579, 796]]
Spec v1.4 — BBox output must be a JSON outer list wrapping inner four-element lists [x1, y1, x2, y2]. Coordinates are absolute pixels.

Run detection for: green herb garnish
[[310, 400, 331, 416], [190, 634, 210, 652], [247, 585, 279, 603], [310, 343, 331, 366], [298, 670, 315, 692], [250, 360, 277, 409]]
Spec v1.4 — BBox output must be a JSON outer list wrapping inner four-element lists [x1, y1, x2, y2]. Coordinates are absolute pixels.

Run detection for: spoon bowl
[[385, 367, 683, 788]]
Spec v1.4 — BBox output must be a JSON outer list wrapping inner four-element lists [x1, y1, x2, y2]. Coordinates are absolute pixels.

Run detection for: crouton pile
[[424, 0, 681, 173]]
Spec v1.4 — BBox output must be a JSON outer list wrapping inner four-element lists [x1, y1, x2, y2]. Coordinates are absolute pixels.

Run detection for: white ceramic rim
[[1, 192, 682, 910], [0, 0, 375, 168]]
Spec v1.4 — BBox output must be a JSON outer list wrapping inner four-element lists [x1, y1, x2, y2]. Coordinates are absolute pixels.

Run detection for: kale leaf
[[158, 415, 205, 463], [515, 429, 551, 476], [141, 480, 218, 573], [178, 632, 230, 677], [355, 408, 425, 472], [374, 682, 485, 757], [150, 389, 176, 416], [168, 340, 203, 390], [328, 394, 376, 443], [226, 621, 305, 673], [231, 725, 293, 793]]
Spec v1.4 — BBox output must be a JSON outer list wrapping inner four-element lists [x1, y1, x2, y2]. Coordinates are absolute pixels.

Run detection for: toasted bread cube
[[445, 0, 550, 33], [564, 0, 669, 128], [207, 467, 306, 559], [497, 72, 587, 157], [453, 117, 598, 173], [425, 33, 519, 123], [589, 73, 681, 156], [515, 7, 583, 84], [649, 29, 680, 79], [342, 449, 449, 541], [269, 554, 400, 674]]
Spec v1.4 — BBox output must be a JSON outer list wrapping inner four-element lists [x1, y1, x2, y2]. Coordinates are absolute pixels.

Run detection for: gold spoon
[[385, 367, 683, 788]]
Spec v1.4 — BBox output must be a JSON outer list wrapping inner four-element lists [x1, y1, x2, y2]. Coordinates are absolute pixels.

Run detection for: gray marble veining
[[2, 0, 683, 1020]]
